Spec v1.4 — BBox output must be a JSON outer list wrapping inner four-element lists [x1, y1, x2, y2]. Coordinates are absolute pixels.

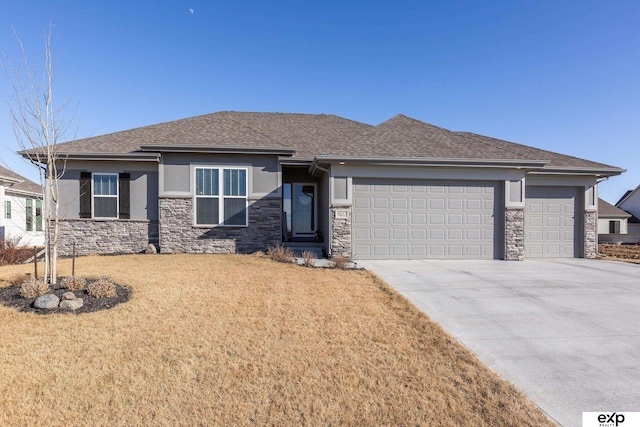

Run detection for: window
[[35, 200, 43, 231], [609, 220, 620, 234], [4, 201, 10, 219], [26, 199, 33, 231], [195, 167, 247, 226], [93, 173, 118, 218]]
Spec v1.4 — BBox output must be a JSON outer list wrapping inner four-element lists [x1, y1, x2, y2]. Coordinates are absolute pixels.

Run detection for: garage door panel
[[412, 213, 427, 225], [354, 197, 371, 209], [353, 227, 371, 239], [353, 179, 499, 259], [429, 198, 445, 209], [393, 198, 408, 209], [411, 245, 426, 256], [525, 186, 579, 258], [448, 199, 464, 210], [373, 197, 389, 209], [449, 214, 463, 225], [373, 213, 389, 224], [412, 198, 427, 209], [392, 245, 408, 256], [411, 228, 427, 239]]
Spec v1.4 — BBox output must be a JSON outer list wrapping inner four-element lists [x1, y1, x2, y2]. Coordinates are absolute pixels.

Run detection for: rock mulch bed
[[0, 282, 129, 315]]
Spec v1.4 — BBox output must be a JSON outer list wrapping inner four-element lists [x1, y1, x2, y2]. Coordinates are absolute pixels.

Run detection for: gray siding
[[57, 161, 158, 220], [161, 153, 280, 197]]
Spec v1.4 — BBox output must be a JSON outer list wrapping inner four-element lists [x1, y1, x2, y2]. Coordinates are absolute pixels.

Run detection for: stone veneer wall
[[330, 206, 352, 258], [505, 207, 524, 261], [56, 219, 158, 256], [584, 209, 597, 259], [159, 197, 280, 254]]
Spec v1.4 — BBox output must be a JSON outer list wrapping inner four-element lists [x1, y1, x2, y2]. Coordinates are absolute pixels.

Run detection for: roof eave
[[528, 166, 626, 177], [313, 155, 549, 169], [0, 175, 23, 185], [40, 153, 162, 162], [5, 187, 43, 198], [140, 144, 296, 157]]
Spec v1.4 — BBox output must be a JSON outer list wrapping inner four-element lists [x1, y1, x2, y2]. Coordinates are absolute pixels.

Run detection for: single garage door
[[525, 186, 580, 257], [352, 179, 500, 259]]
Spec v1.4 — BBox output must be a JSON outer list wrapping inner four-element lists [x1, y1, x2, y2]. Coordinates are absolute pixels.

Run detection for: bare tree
[[2, 23, 75, 285]]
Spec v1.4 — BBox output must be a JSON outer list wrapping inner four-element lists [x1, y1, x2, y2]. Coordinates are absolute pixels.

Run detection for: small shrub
[[87, 278, 117, 298], [301, 250, 315, 268], [267, 245, 294, 263], [330, 254, 352, 270], [20, 278, 49, 298], [60, 276, 87, 290], [0, 237, 32, 266], [9, 273, 29, 287]]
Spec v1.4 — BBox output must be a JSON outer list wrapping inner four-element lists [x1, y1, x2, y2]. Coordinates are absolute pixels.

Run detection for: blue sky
[[0, 0, 638, 203]]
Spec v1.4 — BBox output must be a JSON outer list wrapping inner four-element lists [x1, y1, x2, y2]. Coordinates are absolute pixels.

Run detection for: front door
[[292, 183, 317, 237]]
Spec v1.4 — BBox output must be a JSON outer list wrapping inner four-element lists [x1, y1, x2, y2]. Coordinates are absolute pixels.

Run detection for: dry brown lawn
[[0, 254, 553, 426], [599, 243, 640, 264]]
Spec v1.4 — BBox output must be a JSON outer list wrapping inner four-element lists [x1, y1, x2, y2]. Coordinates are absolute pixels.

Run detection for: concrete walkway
[[357, 259, 640, 427]]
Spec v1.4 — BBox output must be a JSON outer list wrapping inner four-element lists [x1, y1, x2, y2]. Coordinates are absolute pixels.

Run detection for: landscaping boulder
[[59, 298, 84, 310], [34, 294, 60, 309], [62, 292, 76, 300], [146, 244, 157, 254]]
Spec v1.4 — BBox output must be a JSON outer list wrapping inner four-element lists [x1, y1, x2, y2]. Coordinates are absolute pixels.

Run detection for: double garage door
[[351, 179, 581, 260], [352, 179, 500, 259]]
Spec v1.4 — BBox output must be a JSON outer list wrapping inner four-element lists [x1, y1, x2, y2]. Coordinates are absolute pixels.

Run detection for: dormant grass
[[0, 254, 553, 426]]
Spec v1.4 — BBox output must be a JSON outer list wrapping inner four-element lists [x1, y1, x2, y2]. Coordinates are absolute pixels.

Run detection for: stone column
[[330, 206, 352, 258], [584, 209, 597, 258], [505, 207, 524, 261]]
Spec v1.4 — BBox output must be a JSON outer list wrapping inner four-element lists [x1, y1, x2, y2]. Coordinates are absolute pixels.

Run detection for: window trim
[[4, 200, 10, 219], [91, 173, 119, 219], [609, 220, 620, 234], [35, 200, 43, 232], [25, 199, 33, 231], [193, 166, 248, 227]]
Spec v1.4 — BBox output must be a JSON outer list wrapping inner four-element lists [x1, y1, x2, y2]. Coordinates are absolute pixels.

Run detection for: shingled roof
[[0, 165, 42, 196], [24, 111, 623, 173], [598, 198, 631, 218]]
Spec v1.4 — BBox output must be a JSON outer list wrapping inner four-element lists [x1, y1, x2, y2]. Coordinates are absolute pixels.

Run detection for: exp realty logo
[[583, 412, 640, 427]]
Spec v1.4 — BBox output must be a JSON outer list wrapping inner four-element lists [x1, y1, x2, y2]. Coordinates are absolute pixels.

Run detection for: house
[[597, 198, 631, 243], [616, 185, 640, 235], [0, 165, 45, 246], [19, 112, 625, 260]]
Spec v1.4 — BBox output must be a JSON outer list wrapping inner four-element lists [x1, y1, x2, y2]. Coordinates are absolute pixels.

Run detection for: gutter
[[19, 152, 162, 163], [140, 144, 296, 157], [313, 155, 549, 170], [528, 166, 626, 177]]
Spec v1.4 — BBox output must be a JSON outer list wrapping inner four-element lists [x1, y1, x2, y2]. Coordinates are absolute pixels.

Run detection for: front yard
[[599, 243, 640, 264], [0, 254, 552, 426]]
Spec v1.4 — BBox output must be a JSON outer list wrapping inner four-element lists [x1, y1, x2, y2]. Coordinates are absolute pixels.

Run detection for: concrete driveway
[[357, 259, 640, 427]]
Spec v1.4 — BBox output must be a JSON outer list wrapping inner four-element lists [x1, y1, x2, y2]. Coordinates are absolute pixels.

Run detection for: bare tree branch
[[2, 22, 76, 284]]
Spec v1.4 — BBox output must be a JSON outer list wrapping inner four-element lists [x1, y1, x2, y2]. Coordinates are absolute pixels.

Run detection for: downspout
[[595, 176, 610, 257]]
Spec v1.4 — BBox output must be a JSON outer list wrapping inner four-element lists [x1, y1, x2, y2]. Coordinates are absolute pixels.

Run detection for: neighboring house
[[616, 185, 640, 234], [20, 112, 625, 260], [0, 165, 45, 246], [597, 198, 631, 243]]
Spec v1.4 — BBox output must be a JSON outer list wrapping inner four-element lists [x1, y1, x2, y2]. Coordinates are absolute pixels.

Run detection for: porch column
[[505, 207, 525, 260], [504, 179, 525, 261], [330, 205, 352, 258]]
